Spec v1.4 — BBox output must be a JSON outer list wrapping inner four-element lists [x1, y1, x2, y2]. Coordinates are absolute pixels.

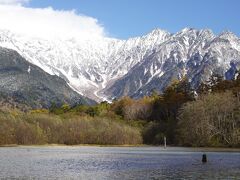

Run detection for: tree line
[[104, 74, 240, 147], [0, 73, 239, 147], [0, 107, 142, 145]]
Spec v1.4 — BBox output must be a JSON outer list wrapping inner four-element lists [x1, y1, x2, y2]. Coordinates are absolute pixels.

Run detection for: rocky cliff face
[[0, 28, 239, 101], [104, 29, 240, 99], [0, 47, 95, 109]]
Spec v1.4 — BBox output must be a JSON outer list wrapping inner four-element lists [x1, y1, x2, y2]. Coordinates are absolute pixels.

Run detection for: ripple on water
[[0, 146, 239, 179]]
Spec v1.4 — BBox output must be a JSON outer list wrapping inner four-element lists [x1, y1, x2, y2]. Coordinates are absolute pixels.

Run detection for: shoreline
[[0, 144, 239, 152], [0, 144, 148, 148]]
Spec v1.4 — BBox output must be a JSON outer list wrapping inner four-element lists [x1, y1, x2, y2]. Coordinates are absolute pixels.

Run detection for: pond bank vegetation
[[0, 74, 239, 147]]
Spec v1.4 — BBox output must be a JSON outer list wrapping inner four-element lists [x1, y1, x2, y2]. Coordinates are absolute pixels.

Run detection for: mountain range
[[0, 28, 239, 102], [0, 47, 94, 109]]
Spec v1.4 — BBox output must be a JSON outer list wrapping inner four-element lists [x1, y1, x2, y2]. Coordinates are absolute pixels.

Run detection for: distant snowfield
[[0, 28, 240, 101], [0, 28, 169, 101]]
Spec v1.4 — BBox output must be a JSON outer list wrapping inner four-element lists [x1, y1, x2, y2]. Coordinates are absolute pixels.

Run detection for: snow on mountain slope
[[0, 28, 169, 101], [104, 28, 240, 99], [0, 46, 95, 109], [0, 28, 239, 101]]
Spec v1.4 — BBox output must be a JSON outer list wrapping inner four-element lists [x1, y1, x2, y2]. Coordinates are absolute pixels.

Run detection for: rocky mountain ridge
[[0, 47, 95, 109], [0, 28, 239, 101]]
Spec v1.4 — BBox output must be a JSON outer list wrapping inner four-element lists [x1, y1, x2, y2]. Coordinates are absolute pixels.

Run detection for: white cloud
[[0, 0, 29, 5], [0, 4, 106, 40]]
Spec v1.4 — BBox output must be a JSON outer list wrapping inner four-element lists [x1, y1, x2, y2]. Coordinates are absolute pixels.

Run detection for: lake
[[0, 146, 239, 179]]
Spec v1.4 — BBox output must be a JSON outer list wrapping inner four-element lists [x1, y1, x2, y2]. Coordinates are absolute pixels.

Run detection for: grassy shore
[[0, 144, 148, 148], [1, 144, 240, 152]]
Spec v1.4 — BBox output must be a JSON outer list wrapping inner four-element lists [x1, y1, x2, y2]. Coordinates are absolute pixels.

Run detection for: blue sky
[[1, 0, 238, 39]]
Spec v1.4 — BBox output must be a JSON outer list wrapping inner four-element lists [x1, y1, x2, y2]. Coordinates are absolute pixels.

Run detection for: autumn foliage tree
[[178, 91, 240, 147], [144, 78, 194, 144]]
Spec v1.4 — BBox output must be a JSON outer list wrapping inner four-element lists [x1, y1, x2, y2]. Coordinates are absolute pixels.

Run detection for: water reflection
[[0, 146, 239, 179]]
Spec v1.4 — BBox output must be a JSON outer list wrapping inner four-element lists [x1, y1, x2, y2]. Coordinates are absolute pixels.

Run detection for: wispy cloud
[[0, 0, 29, 5], [0, 4, 106, 40]]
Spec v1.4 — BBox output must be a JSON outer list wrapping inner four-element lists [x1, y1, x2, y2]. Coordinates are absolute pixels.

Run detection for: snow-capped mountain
[[0, 28, 239, 101], [0, 47, 95, 109]]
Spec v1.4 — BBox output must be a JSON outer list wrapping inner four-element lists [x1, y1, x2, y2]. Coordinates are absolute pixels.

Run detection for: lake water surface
[[0, 146, 239, 179]]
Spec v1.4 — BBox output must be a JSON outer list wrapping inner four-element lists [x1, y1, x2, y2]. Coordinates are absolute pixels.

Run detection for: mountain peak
[[0, 28, 239, 101], [149, 28, 169, 35], [181, 27, 196, 32], [178, 27, 214, 35], [218, 30, 238, 40]]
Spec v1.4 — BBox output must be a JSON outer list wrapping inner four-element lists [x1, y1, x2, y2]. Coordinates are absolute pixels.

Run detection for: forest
[[0, 74, 239, 147]]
